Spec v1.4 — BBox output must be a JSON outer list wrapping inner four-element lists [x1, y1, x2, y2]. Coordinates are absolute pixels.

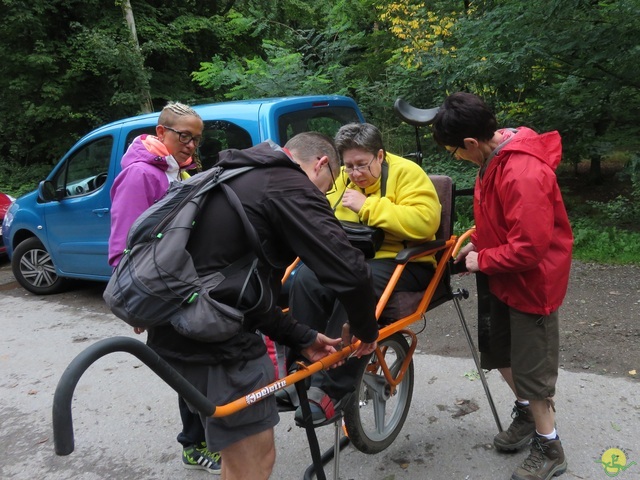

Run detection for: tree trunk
[[588, 118, 607, 185], [121, 0, 153, 113], [589, 153, 603, 185]]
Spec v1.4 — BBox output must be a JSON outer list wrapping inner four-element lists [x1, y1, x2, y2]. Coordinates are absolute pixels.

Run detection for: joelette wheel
[[343, 332, 414, 454]]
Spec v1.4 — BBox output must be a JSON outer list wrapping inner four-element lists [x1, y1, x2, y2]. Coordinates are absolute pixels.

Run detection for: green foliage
[[412, 0, 640, 166], [0, 0, 152, 165], [0, 159, 53, 198], [571, 219, 640, 265], [192, 1, 394, 103], [587, 195, 639, 226], [0, 1, 251, 166], [620, 153, 640, 204], [3, 0, 639, 266], [193, 40, 337, 99], [586, 153, 640, 227]]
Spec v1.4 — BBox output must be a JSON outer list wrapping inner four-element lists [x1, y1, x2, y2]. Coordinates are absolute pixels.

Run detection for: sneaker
[[182, 442, 222, 474], [494, 401, 536, 452], [511, 435, 567, 480]]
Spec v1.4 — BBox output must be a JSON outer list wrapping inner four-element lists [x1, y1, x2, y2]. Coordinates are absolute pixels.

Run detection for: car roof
[[85, 95, 357, 138]]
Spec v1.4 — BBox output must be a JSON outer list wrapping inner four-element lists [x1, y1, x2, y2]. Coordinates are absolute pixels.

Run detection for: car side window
[[55, 136, 113, 198], [278, 107, 361, 145], [124, 126, 157, 149], [197, 121, 253, 171], [124, 122, 252, 172]]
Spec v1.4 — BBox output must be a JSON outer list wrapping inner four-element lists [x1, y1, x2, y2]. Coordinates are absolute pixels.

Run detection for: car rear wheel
[[11, 237, 68, 295]]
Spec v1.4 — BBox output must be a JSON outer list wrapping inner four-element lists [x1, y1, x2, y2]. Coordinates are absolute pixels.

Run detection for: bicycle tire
[[343, 332, 414, 454]]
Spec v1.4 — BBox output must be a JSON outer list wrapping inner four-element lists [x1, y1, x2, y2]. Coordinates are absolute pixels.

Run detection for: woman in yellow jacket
[[329, 123, 441, 281], [285, 122, 441, 424]]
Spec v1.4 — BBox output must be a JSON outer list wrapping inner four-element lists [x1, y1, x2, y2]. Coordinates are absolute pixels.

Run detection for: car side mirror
[[38, 180, 62, 202]]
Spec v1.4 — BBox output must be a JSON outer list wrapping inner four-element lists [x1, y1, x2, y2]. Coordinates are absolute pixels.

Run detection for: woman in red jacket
[[432, 92, 573, 480]]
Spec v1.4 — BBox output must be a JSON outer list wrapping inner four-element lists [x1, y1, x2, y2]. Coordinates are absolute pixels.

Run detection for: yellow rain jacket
[[328, 152, 441, 265]]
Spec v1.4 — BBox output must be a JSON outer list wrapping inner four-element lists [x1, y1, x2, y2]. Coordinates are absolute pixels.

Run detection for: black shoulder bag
[[334, 161, 388, 259]]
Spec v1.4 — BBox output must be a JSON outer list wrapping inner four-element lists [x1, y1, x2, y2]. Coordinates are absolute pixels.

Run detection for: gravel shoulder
[[418, 260, 640, 380]]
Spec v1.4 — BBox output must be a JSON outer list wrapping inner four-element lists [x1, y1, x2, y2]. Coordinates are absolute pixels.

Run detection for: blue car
[[2, 95, 364, 294]]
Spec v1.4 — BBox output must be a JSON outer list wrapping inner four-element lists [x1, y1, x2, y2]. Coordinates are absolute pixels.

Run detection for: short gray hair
[[284, 132, 340, 174], [334, 122, 385, 158]]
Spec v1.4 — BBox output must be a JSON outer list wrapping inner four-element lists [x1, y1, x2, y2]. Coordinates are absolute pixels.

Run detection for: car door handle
[[92, 208, 110, 217]]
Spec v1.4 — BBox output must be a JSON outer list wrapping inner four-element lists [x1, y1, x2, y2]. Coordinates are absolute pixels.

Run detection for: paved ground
[[1, 276, 638, 480]]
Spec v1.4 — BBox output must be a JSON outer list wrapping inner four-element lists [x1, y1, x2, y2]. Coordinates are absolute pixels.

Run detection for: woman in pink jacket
[[108, 102, 223, 474], [108, 103, 201, 267], [432, 92, 573, 480]]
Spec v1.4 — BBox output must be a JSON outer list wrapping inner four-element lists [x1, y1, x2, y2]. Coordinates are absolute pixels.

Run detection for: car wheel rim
[[19, 248, 58, 288]]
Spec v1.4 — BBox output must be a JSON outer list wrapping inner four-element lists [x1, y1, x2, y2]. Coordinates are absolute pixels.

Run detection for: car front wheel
[[11, 237, 68, 295]]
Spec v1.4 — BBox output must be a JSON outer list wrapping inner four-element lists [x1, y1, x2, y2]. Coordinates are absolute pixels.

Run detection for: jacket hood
[[496, 127, 563, 171], [216, 140, 300, 171], [120, 134, 172, 172]]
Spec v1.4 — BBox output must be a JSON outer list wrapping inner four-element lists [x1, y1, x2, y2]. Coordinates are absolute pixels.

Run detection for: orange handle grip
[[452, 227, 475, 259]]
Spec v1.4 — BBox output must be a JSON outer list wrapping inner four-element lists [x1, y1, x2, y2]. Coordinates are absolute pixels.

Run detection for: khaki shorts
[[480, 294, 559, 400], [170, 353, 279, 452]]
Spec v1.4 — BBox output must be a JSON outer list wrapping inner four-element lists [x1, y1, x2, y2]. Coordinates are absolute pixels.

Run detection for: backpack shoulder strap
[[193, 165, 255, 198], [219, 182, 265, 263], [208, 166, 279, 269]]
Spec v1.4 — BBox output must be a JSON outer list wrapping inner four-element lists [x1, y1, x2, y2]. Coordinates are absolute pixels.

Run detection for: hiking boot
[[182, 442, 222, 474], [511, 435, 567, 480], [494, 401, 536, 452]]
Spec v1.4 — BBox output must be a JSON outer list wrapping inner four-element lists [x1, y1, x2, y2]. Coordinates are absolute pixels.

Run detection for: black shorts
[[480, 294, 560, 400]]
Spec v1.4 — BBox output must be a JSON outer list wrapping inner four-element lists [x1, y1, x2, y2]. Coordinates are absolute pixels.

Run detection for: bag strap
[[220, 182, 272, 267], [205, 171, 273, 311], [194, 166, 255, 198], [332, 157, 389, 213], [380, 160, 388, 198], [149, 166, 254, 237]]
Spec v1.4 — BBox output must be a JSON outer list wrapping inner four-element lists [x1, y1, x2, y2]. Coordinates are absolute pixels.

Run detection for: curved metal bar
[[52, 336, 214, 456], [374, 329, 417, 391], [394, 98, 440, 127]]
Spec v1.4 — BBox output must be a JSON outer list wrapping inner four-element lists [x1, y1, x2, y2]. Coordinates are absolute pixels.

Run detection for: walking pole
[[452, 291, 503, 432]]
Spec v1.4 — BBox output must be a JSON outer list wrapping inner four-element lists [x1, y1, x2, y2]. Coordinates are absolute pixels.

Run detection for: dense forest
[[1, 0, 639, 262]]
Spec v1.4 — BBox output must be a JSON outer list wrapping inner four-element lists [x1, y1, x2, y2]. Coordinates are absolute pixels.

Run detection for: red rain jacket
[[471, 127, 573, 315]]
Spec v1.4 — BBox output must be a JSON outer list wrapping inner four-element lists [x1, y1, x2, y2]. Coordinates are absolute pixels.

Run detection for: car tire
[[11, 237, 68, 295]]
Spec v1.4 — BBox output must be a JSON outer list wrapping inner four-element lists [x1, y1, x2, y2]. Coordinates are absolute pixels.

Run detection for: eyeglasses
[[446, 146, 459, 158], [162, 125, 204, 147], [344, 154, 376, 175]]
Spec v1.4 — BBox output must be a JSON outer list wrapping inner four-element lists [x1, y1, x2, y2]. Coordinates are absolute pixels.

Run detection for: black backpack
[[103, 165, 267, 342]]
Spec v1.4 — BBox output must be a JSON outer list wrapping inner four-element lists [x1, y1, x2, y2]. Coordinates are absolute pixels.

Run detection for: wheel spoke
[[371, 385, 388, 434], [20, 255, 37, 272], [363, 372, 389, 432], [40, 268, 57, 286]]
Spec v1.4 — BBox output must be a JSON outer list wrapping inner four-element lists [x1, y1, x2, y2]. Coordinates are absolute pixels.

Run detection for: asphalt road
[[0, 261, 638, 479]]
